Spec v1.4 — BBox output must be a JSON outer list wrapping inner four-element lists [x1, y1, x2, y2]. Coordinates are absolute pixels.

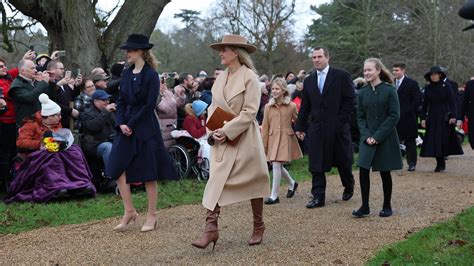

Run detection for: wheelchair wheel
[[168, 144, 191, 180], [199, 158, 210, 181]]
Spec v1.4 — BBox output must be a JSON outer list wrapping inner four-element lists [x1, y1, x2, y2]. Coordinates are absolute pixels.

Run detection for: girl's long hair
[[365, 58, 394, 85], [142, 49, 159, 70], [184, 103, 196, 117]]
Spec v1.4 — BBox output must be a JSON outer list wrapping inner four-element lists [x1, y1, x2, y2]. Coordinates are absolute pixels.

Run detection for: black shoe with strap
[[286, 182, 298, 198], [264, 197, 280, 205]]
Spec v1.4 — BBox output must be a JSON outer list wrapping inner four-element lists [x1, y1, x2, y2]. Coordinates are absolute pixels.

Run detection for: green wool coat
[[357, 82, 403, 171]]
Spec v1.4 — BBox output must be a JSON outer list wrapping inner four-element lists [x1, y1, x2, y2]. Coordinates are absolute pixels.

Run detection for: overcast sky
[[97, 0, 331, 39]]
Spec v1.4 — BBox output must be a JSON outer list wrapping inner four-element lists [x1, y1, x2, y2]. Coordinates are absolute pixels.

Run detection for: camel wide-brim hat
[[210, 34, 257, 54]]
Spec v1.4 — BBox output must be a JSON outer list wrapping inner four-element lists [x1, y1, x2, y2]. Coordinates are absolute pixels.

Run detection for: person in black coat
[[46, 60, 81, 128], [441, 67, 461, 118], [392, 63, 422, 171], [106, 63, 124, 103], [80, 90, 117, 191], [460, 80, 474, 149], [106, 34, 177, 233], [420, 66, 463, 172], [295, 47, 355, 208]]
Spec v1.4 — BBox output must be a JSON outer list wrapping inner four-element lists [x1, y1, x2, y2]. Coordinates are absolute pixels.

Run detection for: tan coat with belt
[[202, 65, 270, 210], [261, 97, 303, 162]]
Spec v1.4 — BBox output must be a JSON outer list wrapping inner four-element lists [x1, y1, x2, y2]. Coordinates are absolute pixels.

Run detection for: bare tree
[[6, 0, 170, 74], [214, 0, 296, 74]]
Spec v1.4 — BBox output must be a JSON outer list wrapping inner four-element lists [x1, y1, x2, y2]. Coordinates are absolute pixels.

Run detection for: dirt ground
[[1, 147, 473, 265]]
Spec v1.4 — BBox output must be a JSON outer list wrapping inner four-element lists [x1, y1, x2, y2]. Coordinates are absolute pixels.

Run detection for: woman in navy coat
[[106, 34, 177, 232]]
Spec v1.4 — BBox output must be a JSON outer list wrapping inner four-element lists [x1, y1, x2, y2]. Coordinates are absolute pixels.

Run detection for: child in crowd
[[261, 78, 303, 204], [182, 100, 208, 139]]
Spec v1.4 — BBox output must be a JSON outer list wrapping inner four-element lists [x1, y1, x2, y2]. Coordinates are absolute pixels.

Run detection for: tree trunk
[[8, 0, 170, 74]]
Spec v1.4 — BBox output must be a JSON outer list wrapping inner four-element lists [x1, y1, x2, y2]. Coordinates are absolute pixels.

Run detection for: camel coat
[[202, 66, 270, 210], [261, 97, 303, 162]]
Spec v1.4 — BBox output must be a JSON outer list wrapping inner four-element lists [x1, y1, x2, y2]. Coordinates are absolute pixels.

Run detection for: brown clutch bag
[[206, 106, 240, 146]]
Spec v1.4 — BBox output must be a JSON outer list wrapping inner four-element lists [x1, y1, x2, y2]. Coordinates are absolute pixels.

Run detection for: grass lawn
[[0, 155, 321, 235], [0, 179, 207, 234], [368, 206, 474, 265]]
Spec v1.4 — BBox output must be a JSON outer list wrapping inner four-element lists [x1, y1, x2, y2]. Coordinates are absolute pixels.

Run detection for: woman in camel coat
[[192, 35, 270, 250]]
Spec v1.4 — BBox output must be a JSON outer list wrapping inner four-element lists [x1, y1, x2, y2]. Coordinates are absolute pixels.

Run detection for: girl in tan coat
[[192, 35, 270, 250], [261, 78, 303, 204]]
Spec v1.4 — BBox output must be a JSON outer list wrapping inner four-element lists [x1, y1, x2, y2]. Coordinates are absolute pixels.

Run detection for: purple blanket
[[4, 145, 96, 203]]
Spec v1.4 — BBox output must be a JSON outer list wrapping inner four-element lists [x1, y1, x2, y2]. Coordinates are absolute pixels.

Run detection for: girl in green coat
[[353, 58, 403, 218]]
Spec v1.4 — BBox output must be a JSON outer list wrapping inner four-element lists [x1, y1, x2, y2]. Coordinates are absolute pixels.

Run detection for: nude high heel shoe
[[113, 212, 139, 232], [141, 217, 158, 232]]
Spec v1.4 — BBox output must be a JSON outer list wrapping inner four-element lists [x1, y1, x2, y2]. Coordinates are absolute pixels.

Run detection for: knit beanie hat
[[192, 100, 208, 117], [39, 93, 61, 116]]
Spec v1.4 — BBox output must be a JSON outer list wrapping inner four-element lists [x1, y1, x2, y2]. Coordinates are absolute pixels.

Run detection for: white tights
[[270, 162, 296, 200]]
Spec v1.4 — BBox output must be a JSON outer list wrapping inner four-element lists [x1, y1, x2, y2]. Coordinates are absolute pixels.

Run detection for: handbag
[[206, 106, 240, 146]]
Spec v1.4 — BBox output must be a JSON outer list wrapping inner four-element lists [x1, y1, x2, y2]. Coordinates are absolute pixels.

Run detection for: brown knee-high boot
[[249, 198, 265, 245], [192, 205, 220, 250]]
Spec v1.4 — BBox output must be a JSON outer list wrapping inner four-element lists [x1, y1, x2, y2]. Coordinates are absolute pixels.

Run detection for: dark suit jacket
[[446, 78, 459, 117], [56, 84, 78, 128], [461, 80, 474, 148], [396, 76, 422, 140], [295, 67, 355, 173]]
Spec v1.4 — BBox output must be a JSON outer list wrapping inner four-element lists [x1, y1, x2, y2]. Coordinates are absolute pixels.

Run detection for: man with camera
[[9, 59, 55, 126], [46, 60, 82, 128], [79, 90, 116, 192]]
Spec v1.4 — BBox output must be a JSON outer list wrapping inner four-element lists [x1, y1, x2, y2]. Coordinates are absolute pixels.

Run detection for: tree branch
[[102, 0, 171, 65]]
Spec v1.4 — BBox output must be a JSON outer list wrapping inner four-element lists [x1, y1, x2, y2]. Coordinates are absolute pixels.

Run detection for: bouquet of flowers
[[42, 129, 74, 153]]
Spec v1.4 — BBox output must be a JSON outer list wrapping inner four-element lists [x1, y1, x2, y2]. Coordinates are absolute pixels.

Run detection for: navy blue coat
[[295, 67, 355, 173], [106, 63, 177, 183]]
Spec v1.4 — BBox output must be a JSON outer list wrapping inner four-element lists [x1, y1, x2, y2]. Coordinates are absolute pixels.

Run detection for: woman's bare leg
[[116, 172, 137, 226], [143, 181, 158, 228]]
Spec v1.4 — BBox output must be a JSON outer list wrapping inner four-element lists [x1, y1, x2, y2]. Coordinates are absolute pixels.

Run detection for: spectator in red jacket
[[0, 57, 19, 188], [182, 100, 208, 139]]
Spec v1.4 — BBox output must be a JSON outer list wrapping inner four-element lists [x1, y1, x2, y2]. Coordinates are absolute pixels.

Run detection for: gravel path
[[1, 147, 474, 265]]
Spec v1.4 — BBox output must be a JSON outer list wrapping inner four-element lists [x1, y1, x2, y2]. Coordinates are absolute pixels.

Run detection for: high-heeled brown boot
[[191, 205, 220, 250], [249, 198, 265, 245]]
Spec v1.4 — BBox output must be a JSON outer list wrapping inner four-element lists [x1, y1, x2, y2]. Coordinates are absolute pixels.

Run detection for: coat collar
[[268, 96, 291, 106], [310, 67, 335, 96], [212, 65, 249, 116]]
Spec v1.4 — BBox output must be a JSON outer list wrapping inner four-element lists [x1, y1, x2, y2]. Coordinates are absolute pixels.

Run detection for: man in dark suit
[[392, 63, 422, 171], [441, 67, 460, 118], [295, 47, 355, 208], [460, 79, 474, 149]]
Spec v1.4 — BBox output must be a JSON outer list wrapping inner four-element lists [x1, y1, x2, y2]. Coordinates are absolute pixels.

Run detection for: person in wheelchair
[[79, 90, 117, 192], [182, 100, 210, 158], [4, 94, 95, 203]]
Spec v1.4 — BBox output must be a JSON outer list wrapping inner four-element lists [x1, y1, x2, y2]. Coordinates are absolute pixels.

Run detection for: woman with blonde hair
[[261, 77, 302, 204], [106, 34, 177, 232], [192, 35, 270, 250], [354, 58, 402, 218]]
